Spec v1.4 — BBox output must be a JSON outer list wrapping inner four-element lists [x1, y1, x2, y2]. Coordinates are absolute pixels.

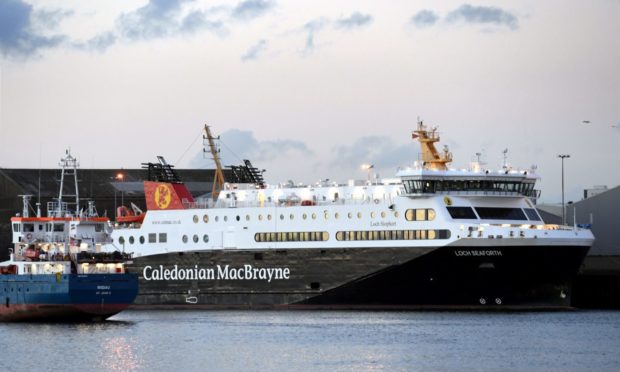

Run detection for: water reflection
[[98, 336, 142, 371]]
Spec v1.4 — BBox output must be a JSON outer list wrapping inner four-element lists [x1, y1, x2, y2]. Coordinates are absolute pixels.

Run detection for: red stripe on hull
[[0, 303, 130, 322]]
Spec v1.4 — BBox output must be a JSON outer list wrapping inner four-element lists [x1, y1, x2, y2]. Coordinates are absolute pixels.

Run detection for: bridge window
[[447, 207, 477, 219], [524, 208, 542, 221], [475, 207, 527, 220]]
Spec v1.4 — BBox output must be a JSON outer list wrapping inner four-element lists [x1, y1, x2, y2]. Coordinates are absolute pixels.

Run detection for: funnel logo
[[154, 184, 172, 209]]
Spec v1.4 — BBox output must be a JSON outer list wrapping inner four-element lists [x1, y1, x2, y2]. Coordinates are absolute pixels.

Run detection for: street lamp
[[361, 164, 374, 183], [558, 154, 570, 225]]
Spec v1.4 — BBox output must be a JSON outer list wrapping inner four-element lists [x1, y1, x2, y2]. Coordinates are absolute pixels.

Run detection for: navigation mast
[[203, 124, 225, 199], [412, 120, 453, 171]]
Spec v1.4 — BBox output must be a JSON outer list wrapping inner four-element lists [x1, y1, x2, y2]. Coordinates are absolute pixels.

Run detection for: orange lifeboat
[[116, 204, 145, 224]]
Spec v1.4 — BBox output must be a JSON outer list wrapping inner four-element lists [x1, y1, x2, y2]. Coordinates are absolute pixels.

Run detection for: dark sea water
[[1, 310, 619, 371]]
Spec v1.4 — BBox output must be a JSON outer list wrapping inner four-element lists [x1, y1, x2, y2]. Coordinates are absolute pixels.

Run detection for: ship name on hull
[[454, 250, 502, 257], [142, 264, 291, 282]]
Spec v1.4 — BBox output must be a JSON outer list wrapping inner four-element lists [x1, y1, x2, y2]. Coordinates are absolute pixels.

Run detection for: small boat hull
[[0, 273, 138, 322]]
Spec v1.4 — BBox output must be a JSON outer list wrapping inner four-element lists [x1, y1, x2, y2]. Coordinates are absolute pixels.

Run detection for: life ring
[[26, 233, 33, 241]]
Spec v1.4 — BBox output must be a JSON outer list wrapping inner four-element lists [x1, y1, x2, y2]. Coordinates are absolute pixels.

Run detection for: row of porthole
[[182, 234, 210, 243], [193, 211, 401, 223], [118, 236, 146, 245]]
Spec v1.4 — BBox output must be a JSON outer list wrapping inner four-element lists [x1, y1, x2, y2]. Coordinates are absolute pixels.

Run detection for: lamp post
[[361, 164, 374, 183], [558, 154, 570, 225]]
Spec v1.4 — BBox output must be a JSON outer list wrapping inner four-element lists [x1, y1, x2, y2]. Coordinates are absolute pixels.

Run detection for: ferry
[[112, 122, 593, 309], [0, 151, 138, 321]]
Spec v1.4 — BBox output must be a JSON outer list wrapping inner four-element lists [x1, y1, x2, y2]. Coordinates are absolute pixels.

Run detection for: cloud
[[410, 10, 439, 28], [231, 0, 274, 21], [116, 0, 192, 40], [331, 136, 414, 172], [0, 0, 66, 58], [446, 4, 518, 30], [302, 11, 371, 52], [191, 129, 313, 168], [77, 32, 117, 52], [303, 17, 329, 51], [334, 12, 373, 30], [241, 39, 267, 61]]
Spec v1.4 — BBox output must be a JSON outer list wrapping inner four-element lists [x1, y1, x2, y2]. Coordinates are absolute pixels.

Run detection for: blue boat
[[0, 150, 138, 321]]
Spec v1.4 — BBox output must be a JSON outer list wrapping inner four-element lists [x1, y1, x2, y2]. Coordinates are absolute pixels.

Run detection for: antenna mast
[[203, 125, 225, 199]]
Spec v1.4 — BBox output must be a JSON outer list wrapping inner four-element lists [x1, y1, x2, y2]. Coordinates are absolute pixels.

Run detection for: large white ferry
[[112, 122, 593, 309]]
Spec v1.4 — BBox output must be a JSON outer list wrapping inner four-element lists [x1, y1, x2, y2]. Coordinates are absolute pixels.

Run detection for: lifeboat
[[116, 203, 145, 224]]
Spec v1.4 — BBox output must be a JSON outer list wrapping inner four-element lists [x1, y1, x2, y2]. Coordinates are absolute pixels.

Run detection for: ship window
[[193, 235, 199, 243], [118, 236, 125, 244], [335, 212, 340, 219], [475, 207, 527, 220], [23, 224, 34, 232], [416, 209, 426, 221], [159, 233, 167, 243], [348, 212, 352, 219], [394, 211, 400, 218], [53, 223, 64, 232], [254, 231, 329, 242], [259, 214, 263, 221], [129, 236, 135, 244], [280, 214, 284, 220], [335, 229, 450, 241], [202, 234, 208, 243], [12, 224, 18, 232], [290, 214, 294, 220], [524, 208, 542, 221], [139, 236, 145, 244], [312, 213, 316, 220], [447, 207, 477, 219], [224, 216, 228, 222], [236, 215, 240, 221], [148, 233, 156, 243], [95, 224, 103, 232], [357, 212, 362, 219], [303, 213, 307, 220], [203, 215, 209, 223], [193, 215, 199, 223], [268, 214, 272, 221], [246, 215, 250, 221], [215, 216, 219, 222], [381, 211, 386, 218], [324, 212, 329, 220], [182, 235, 188, 243], [370, 212, 376, 218]]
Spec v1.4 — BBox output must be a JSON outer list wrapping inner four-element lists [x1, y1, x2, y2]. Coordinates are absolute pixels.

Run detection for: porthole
[[312, 213, 316, 220], [290, 214, 294, 220], [203, 214, 209, 223], [335, 212, 340, 219], [215, 216, 219, 222], [280, 214, 284, 220], [381, 211, 386, 218], [268, 214, 272, 221], [119, 236, 125, 244], [246, 215, 250, 221], [348, 212, 352, 219], [394, 211, 400, 218], [224, 216, 228, 222], [357, 212, 362, 219], [324, 212, 329, 220], [129, 236, 135, 244], [303, 213, 307, 220], [259, 214, 263, 221], [139, 236, 145, 244], [193, 215, 199, 223], [371, 212, 376, 218], [182, 235, 188, 243], [193, 235, 199, 243], [236, 215, 240, 221], [203, 234, 209, 243]]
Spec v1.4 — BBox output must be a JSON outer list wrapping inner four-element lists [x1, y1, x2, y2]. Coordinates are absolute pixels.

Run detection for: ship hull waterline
[[126, 243, 590, 310]]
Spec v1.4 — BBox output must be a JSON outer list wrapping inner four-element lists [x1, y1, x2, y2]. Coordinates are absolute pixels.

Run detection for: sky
[[0, 0, 619, 204]]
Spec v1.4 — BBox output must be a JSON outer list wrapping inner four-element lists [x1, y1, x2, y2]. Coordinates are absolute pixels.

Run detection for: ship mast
[[412, 120, 453, 171], [203, 124, 225, 199]]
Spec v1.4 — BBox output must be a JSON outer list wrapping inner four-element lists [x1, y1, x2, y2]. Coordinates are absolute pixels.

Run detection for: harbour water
[[1, 310, 619, 371]]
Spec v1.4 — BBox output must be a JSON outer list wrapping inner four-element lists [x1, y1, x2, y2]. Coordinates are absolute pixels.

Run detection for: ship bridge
[[396, 168, 541, 199]]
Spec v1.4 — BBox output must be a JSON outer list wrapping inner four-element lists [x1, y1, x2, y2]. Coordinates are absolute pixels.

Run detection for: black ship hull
[[126, 243, 589, 310]]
